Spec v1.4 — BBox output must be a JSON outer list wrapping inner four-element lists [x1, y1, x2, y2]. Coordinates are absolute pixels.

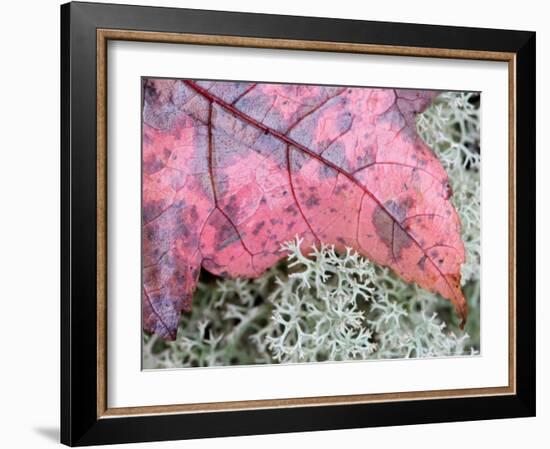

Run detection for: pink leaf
[[142, 79, 466, 340]]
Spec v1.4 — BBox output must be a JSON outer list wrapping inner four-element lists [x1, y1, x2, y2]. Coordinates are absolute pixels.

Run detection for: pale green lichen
[[143, 91, 481, 369], [417, 91, 480, 285]]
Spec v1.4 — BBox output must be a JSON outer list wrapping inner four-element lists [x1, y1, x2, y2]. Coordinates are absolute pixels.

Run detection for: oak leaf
[[142, 79, 466, 340]]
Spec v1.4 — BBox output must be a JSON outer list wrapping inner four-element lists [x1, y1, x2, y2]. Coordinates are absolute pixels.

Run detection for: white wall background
[[0, 0, 545, 447]]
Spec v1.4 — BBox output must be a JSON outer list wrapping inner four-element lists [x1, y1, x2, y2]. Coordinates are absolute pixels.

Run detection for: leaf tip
[[456, 292, 468, 331]]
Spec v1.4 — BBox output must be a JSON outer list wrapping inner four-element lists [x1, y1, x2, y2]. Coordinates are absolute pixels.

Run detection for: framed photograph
[[61, 1, 535, 446]]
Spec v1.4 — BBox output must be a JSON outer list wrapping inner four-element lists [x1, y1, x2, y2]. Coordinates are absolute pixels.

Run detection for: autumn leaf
[[142, 79, 466, 340]]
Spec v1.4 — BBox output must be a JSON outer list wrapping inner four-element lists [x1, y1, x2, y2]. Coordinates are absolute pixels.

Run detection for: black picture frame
[[61, 1, 536, 446]]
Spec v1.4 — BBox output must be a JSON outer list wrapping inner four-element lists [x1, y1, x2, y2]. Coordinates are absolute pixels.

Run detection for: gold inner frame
[[96, 29, 517, 419]]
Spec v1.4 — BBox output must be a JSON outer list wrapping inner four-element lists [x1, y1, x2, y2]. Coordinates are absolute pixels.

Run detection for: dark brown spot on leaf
[[252, 221, 265, 235], [305, 195, 320, 208]]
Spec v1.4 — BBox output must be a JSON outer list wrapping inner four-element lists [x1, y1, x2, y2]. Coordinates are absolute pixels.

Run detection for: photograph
[[56, 2, 536, 445], [0, 0, 542, 446], [141, 78, 481, 368]]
